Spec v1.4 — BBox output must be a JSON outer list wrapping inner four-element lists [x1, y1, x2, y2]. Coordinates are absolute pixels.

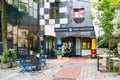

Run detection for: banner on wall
[[40, 37, 44, 46], [57, 39, 62, 49]]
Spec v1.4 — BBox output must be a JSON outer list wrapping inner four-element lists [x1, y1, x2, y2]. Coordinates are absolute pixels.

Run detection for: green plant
[[55, 50, 64, 56], [36, 46, 44, 56], [40, 46, 44, 55], [113, 65, 119, 72], [2, 49, 17, 63], [92, 0, 120, 52], [106, 58, 114, 69], [9, 49, 17, 62], [2, 49, 9, 63]]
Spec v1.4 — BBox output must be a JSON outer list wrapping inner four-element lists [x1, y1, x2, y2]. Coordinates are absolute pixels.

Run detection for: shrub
[[2, 49, 17, 63], [113, 65, 119, 72], [55, 50, 64, 56], [2, 49, 9, 63], [9, 49, 17, 62]]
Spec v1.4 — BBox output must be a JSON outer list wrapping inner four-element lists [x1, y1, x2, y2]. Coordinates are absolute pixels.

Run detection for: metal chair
[[18, 57, 31, 72], [39, 55, 47, 67]]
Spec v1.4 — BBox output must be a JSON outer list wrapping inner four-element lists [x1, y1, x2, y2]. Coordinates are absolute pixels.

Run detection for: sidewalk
[[0, 56, 120, 80]]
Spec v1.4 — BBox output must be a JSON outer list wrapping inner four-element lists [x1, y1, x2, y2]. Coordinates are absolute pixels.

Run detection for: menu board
[[17, 47, 29, 57]]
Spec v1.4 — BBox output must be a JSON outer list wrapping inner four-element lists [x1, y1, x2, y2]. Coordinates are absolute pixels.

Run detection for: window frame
[[50, 2, 59, 19]]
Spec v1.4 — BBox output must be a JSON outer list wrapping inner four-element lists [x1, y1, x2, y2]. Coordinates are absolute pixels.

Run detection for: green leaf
[[33, 0, 38, 3]]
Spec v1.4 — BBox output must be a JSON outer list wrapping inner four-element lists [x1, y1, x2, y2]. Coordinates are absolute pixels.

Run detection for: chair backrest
[[18, 58, 24, 65], [41, 55, 47, 59]]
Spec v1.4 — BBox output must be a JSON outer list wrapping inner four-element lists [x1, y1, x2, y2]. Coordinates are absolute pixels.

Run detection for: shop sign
[[55, 27, 94, 32]]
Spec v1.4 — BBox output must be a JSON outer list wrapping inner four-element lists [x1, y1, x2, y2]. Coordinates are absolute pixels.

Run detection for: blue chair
[[18, 58, 31, 72], [39, 55, 47, 67]]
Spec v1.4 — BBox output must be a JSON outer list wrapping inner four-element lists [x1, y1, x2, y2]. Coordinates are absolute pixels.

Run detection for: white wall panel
[[45, 25, 55, 37], [40, 19, 45, 25], [60, 0, 67, 2], [60, 18, 68, 24], [44, 15, 49, 19], [60, 7, 67, 13], [45, 2, 50, 8], [55, 24, 60, 28], [49, 0, 55, 3], [40, 8, 44, 15], [49, 19, 55, 24]]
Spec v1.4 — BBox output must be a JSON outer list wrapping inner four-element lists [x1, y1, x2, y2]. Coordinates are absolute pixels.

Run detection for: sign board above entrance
[[55, 27, 94, 32]]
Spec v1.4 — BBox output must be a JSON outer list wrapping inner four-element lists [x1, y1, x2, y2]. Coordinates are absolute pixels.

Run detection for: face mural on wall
[[73, 8, 85, 23]]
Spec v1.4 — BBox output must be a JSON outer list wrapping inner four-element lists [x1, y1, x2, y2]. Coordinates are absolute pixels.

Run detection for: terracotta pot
[[106, 64, 110, 69], [57, 55, 62, 60], [118, 56, 120, 58], [116, 62, 120, 71]]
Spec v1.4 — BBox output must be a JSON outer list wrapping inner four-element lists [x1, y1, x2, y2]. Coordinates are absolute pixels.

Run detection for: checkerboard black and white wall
[[39, 0, 68, 28]]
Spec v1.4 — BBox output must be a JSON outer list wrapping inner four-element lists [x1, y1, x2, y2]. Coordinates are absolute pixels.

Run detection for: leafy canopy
[[93, 0, 120, 36]]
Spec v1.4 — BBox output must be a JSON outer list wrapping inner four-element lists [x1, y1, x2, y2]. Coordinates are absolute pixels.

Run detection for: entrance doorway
[[62, 37, 82, 57]]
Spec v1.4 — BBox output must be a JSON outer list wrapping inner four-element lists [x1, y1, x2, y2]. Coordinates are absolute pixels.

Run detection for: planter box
[[1, 63, 10, 69], [12, 61, 18, 67], [0, 61, 18, 69]]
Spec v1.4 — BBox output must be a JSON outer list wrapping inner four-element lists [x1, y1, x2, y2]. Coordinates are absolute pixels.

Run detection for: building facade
[[0, 0, 38, 54], [39, 0, 96, 57]]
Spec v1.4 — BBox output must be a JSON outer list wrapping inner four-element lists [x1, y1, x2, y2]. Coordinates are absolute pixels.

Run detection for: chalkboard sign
[[17, 47, 29, 57]]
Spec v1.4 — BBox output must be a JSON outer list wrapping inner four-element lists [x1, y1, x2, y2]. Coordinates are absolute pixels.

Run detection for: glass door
[[75, 38, 81, 55]]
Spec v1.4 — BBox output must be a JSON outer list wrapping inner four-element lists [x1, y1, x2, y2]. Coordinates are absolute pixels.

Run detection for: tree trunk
[[1, 0, 8, 50], [108, 36, 111, 71]]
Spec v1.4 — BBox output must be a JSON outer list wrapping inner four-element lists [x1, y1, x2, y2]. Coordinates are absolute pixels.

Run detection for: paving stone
[[0, 55, 120, 80], [53, 77, 76, 80]]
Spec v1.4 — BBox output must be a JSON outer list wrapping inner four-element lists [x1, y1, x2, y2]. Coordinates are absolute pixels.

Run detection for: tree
[[1, 0, 8, 50], [92, 0, 120, 71], [26, 33, 34, 50], [92, 0, 120, 50]]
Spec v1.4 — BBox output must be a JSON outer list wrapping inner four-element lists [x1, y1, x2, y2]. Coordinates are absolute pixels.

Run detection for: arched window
[[73, 8, 85, 23]]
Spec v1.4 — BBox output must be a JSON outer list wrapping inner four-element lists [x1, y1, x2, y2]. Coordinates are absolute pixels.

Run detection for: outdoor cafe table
[[97, 54, 113, 71]]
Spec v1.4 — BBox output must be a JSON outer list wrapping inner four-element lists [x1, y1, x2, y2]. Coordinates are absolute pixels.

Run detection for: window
[[50, 3, 59, 19], [21, 32, 26, 37], [40, 0, 44, 7], [73, 8, 85, 18], [82, 42, 91, 49], [82, 38, 91, 49]]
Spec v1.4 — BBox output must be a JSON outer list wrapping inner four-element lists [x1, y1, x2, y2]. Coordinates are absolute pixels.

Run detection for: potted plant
[[55, 50, 64, 60], [113, 65, 119, 72], [9, 49, 18, 67], [1, 49, 17, 69], [36, 47, 44, 57], [40, 46, 44, 56], [1, 49, 10, 69]]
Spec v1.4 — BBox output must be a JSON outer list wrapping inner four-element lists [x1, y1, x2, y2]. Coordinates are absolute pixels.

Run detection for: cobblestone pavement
[[0, 57, 120, 80]]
